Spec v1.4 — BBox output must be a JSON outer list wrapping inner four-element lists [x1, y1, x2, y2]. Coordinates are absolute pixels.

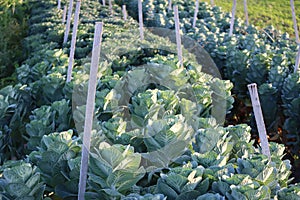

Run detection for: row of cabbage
[[0, 0, 300, 199], [116, 0, 300, 170]]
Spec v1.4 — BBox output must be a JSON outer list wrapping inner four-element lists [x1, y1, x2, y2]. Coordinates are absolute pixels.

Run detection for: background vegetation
[[203, 0, 300, 37], [0, 0, 29, 88]]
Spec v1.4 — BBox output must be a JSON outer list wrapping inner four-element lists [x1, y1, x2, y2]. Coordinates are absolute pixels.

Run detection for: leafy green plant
[[275, 184, 300, 200], [156, 167, 210, 199], [257, 83, 279, 133], [0, 84, 33, 164], [25, 99, 73, 151], [28, 130, 81, 198], [0, 160, 45, 199], [86, 143, 146, 199]]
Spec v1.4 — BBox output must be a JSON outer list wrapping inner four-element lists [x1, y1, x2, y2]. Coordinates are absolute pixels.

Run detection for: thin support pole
[[78, 22, 104, 199]]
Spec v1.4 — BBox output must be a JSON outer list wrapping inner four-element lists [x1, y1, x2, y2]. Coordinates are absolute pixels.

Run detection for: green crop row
[[0, 0, 300, 199], [117, 0, 300, 180]]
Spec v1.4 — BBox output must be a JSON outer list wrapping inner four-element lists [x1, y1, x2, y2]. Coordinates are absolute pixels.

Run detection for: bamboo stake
[[62, 5, 67, 23], [109, 0, 113, 15], [168, 0, 172, 11], [290, 0, 300, 73], [78, 22, 104, 199], [244, 0, 249, 26], [122, 5, 127, 21], [63, 0, 74, 44], [294, 45, 300, 73], [193, 0, 199, 28], [290, 0, 299, 43], [102, 0, 105, 6], [138, 0, 144, 40], [67, 0, 81, 83], [248, 83, 271, 159], [174, 5, 183, 67], [58, 0, 61, 9], [229, 0, 237, 36]]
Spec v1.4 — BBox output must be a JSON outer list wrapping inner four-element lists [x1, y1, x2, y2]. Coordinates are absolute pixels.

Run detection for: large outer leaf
[[88, 143, 145, 196], [0, 161, 45, 199], [3, 163, 32, 183]]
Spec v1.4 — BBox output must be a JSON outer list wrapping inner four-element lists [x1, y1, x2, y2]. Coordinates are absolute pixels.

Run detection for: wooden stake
[[138, 0, 144, 40], [229, 0, 237, 36], [248, 83, 271, 159], [102, 0, 105, 6], [244, 0, 249, 26], [211, 0, 214, 6], [290, 0, 299, 43], [58, 0, 61, 9], [62, 5, 67, 23], [294, 45, 300, 73], [67, 0, 81, 83], [109, 0, 113, 14], [193, 0, 199, 28], [168, 0, 172, 11], [63, 0, 74, 44], [78, 22, 104, 199], [122, 5, 127, 21], [174, 5, 183, 67]]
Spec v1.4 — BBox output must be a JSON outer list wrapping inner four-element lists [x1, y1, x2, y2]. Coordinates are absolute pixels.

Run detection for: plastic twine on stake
[[244, 0, 249, 26], [62, 5, 67, 23], [138, 0, 144, 40], [63, 0, 74, 44], [122, 5, 127, 21], [248, 83, 271, 159], [78, 22, 104, 199], [102, 0, 105, 6], [174, 5, 183, 67], [66, 0, 81, 83], [168, 0, 172, 11], [290, 0, 299, 43], [192, 0, 199, 28], [229, 0, 237, 36]]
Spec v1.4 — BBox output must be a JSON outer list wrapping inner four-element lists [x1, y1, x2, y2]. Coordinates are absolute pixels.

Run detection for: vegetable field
[[1, 0, 300, 199]]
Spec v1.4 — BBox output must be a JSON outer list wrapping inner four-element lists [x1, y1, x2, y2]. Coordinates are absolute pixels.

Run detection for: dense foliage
[[0, 0, 300, 199], [0, 0, 29, 87], [117, 0, 300, 179]]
